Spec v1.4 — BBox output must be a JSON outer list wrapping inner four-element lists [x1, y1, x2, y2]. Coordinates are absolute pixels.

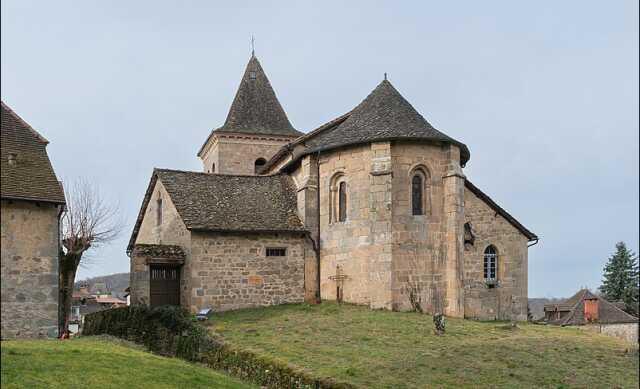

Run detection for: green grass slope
[[210, 303, 639, 389], [1, 336, 253, 389]]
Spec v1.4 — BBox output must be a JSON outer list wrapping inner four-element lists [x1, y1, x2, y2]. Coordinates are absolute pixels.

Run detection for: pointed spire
[[219, 55, 301, 137]]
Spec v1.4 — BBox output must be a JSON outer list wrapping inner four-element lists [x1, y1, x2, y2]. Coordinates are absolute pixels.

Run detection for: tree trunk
[[58, 253, 81, 336]]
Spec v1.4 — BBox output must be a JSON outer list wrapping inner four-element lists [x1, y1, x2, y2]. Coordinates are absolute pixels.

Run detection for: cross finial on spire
[[251, 35, 255, 57]]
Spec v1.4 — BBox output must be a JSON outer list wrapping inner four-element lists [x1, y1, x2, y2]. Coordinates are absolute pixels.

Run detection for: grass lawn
[[1, 336, 253, 389], [209, 303, 639, 389]]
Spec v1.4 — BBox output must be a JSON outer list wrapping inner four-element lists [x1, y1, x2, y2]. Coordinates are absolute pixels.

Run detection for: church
[[128, 54, 538, 320]]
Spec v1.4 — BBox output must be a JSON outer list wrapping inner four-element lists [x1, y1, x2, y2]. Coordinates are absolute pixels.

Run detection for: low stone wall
[[585, 323, 638, 345], [580, 323, 639, 345], [83, 306, 352, 389]]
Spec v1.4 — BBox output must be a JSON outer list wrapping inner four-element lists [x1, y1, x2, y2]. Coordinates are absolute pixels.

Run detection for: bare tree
[[59, 180, 122, 336]]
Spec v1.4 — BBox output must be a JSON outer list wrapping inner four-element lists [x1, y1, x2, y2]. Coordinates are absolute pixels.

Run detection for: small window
[[254, 158, 267, 174], [156, 196, 163, 226], [266, 247, 286, 257], [338, 181, 347, 222], [211, 162, 216, 173], [484, 245, 497, 282], [249, 71, 257, 79], [412, 174, 423, 215]]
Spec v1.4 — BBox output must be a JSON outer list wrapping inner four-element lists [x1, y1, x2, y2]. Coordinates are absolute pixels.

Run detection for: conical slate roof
[[302, 79, 470, 165], [219, 55, 301, 137]]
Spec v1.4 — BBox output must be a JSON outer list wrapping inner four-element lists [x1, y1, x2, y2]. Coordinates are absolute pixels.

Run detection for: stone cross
[[328, 265, 348, 303]]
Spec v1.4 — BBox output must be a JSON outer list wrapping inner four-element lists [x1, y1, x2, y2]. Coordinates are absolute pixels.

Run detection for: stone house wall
[[200, 133, 294, 175], [463, 188, 529, 321], [188, 232, 306, 312], [390, 142, 453, 314], [1, 200, 61, 339], [131, 180, 192, 307]]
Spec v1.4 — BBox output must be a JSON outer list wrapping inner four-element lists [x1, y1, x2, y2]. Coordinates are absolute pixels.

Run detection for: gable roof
[[465, 180, 538, 241], [261, 79, 470, 173], [127, 169, 306, 252], [198, 55, 302, 156], [545, 289, 639, 326], [1, 101, 65, 204]]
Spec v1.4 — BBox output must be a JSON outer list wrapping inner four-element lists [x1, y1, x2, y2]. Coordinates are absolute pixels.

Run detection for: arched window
[[338, 181, 347, 222], [484, 245, 497, 282], [254, 158, 267, 174], [211, 162, 216, 173], [409, 167, 430, 216], [156, 196, 163, 226], [330, 172, 347, 223], [412, 174, 423, 215]]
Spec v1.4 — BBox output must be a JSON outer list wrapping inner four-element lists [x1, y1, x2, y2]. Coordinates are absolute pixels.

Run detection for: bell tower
[[197, 54, 302, 175]]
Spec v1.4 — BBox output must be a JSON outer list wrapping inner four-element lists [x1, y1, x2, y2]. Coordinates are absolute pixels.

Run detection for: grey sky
[[2, 1, 638, 298]]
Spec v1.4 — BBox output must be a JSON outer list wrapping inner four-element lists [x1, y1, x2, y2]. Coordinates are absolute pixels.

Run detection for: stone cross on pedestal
[[328, 265, 348, 303]]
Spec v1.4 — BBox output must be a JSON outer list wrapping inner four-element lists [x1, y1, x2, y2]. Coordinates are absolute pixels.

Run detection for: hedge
[[83, 306, 353, 389]]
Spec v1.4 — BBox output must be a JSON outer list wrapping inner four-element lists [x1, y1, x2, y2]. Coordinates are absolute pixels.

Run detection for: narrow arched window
[[156, 196, 163, 226], [211, 162, 216, 173], [338, 181, 347, 222], [484, 245, 497, 282], [412, 174, 424, 215], [254, 158, 266, 174]]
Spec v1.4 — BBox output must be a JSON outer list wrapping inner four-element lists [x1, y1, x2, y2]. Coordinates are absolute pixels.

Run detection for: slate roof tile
[[1, 101, 65, 204], [127, 169, 305, 252]]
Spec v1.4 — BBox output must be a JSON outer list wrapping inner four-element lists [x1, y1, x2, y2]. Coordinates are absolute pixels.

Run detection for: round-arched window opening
[[211, 162, 216, 173], [484, 245, 498, 283], [254, 158, 267, 174]]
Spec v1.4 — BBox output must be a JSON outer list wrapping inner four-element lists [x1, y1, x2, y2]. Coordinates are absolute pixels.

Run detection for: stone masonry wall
[[316, 143, 394, 309], [1, 200, 61, 339], [463, 188, 529, 321], [390, 142, 452, 314], [200, 133, 294, 175], [188, 232, 305, 312], [131, 180, 192, 307]]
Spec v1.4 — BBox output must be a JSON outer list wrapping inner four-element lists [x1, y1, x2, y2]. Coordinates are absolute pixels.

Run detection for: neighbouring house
[[1, 102, 66, 339], [69, 282, 126, 334], [128, 54, 538, 320], [545, 289, 639, 344]]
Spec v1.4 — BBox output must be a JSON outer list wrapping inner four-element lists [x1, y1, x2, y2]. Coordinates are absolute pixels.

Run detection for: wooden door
[[150, 265, 181, 308]]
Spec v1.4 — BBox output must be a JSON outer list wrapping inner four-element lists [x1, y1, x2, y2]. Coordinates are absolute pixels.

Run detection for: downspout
[[315, 150, 321, 303]]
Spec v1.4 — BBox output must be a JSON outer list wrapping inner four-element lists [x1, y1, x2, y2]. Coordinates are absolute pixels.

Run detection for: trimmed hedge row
[[83, 306, 353, 389]]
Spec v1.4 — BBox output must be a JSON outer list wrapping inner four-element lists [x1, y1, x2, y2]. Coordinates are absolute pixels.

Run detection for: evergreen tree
[[599, 242, 639, 316]]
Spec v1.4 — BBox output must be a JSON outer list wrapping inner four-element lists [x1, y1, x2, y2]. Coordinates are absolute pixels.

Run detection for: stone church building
[[128, 55, 537, 320]]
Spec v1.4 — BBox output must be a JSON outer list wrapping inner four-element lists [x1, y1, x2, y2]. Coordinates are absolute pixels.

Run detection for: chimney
[[584, 298, 599, 322]]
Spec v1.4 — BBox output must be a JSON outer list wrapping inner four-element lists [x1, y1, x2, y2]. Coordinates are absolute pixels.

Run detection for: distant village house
[[545, 289, 639, 344]]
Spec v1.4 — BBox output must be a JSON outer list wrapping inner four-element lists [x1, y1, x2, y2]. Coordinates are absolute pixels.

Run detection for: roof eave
[[1, 194, 66, 205]]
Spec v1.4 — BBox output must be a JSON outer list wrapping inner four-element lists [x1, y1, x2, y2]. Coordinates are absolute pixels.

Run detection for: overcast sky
[[2, 1, 638, 298]]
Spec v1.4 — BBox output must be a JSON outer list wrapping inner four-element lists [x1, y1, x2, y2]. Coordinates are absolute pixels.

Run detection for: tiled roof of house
[[198, 55, 302, 156], [1, 101, 65, 204], [132, 244, 185, 259], [127, 169, 306, 252], [262, 79, 470, 173], [465, 180, 538, 241], [546, 289, 639, 326]]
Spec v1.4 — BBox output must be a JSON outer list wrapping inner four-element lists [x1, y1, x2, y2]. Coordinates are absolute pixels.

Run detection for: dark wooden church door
[[150, 265, 181, 308]]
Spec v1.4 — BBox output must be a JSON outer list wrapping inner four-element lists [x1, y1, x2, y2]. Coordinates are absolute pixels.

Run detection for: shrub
[[83, 306, 353, 388]]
